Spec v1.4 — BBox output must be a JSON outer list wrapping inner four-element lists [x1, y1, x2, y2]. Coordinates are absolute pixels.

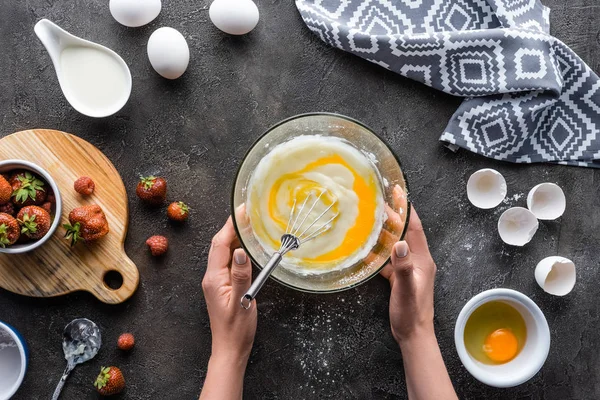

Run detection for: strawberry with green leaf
[[136, 175, 167, 205], [17, 206, 51, 240], [167, 201, 189, 222], [64, 204, 109, 246], [0, 212, 20, 247], [10, 171, 47, 207], [94, 366, 125, 395]]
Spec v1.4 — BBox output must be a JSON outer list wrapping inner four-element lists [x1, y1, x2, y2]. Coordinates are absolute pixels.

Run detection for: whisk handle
[[241, 252, 283, 309]]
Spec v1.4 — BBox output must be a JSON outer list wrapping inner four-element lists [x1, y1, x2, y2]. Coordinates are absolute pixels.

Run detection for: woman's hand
[[200, 217, 256, 400], [381, 206, 457, 400], [380, 206, 436, 344]]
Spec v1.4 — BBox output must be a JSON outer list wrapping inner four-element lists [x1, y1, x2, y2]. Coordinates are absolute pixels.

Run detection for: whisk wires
[[278, 189, 338, 255]]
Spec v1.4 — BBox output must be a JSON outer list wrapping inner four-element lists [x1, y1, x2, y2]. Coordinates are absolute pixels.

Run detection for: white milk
[[60, 46, 129, 115]]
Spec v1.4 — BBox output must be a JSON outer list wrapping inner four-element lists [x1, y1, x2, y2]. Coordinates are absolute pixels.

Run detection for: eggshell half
[[147, 27, 190, 79], [467, 169, 507, 209], [498, 207, 539, 246], [535, 256, 576, 296], [110, 0, 161, 27], [209, 0, 259, 35], [527, 183, 566, 220]]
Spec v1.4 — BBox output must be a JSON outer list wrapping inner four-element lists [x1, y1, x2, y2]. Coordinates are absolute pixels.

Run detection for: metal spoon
[[51, 318, 102, 400]]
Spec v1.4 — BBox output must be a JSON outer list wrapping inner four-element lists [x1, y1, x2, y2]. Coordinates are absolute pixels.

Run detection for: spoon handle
[[51, 365, 74, 400]]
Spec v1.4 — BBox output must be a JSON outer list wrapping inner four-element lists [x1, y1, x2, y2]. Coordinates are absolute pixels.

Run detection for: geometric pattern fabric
[[296, 0, 600, 167]]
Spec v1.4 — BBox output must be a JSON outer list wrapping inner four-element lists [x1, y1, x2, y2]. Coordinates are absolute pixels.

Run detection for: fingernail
[[234, 250, 247, 265], [395, 242, 408, 258]]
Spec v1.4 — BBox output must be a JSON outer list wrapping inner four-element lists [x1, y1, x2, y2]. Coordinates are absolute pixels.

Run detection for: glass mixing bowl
[[231, 113, 410, 293]]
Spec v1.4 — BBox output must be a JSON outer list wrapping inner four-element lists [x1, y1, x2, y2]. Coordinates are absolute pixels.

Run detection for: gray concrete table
[[1, 1, 599, 399]]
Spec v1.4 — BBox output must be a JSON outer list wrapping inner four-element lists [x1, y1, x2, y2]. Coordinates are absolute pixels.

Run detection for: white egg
[[527, 183, 566, 220], [535, 256, 576, 296], [147, 27, 190, 79], [209, 0, 259, 35], [110, 0, 161, 28], [466, 168, 507, 209], [497, 207, 539, 246]]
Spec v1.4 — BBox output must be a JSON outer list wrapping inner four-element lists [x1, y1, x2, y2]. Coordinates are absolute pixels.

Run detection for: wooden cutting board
[[0, 129, 139, 304]]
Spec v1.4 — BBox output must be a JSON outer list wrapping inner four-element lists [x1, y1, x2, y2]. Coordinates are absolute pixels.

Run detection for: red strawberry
[[74, 176, 95, 195], [94, 366, 125, 396], [17, 206, 52, 240], [146, 235, 168, 256], [136, 176, 167, 205], [117, 333, 135, 351], [0, 175, 11, 204], [10, 171, 47, 206], [41, 202, 52, 214], [47, 187, 56, 204], [0, 213, 20, 247], [63, 205, 109, 246], [167, 201, 189, 222], [0, 202, 15, 216]]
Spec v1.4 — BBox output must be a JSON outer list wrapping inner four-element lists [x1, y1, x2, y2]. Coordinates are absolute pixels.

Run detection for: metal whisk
[[241, 190, 338, 309]]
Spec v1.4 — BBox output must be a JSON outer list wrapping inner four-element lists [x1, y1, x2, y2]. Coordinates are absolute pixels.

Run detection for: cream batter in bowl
[[232, 113, 409, 293]]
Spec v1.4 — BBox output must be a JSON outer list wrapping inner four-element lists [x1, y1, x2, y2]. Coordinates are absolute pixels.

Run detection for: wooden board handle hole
[[103, 270, 124, 291]]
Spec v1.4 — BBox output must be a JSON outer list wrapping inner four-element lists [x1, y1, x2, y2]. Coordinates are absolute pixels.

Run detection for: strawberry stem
[[0, 224, 9, 248], [177, 201, 189, 215], [94, 366, 110, 389], [63, 222, 82, 246], [140, 175, 157, 190], [18, 213, 38, 235], [12, 172, 45, 203]]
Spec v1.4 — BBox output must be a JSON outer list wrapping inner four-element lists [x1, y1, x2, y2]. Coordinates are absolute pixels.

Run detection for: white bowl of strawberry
[[0, 160, 62, 254]]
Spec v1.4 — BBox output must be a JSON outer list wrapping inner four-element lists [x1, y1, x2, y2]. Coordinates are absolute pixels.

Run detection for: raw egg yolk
[[266, 154, 378, 264], [483, 328, 519, 363]]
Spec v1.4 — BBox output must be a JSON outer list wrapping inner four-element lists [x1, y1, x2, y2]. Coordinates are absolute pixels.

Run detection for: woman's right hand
[[200, 217, 256, 400], [381, 206, 457, 400], [202, 217, 257, 362]]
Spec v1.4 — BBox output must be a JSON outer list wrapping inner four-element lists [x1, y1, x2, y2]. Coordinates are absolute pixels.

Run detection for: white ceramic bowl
[[34, 19, 132, 118], [0, 160, 63, 254], [455, 289, 550, 388], [0, 321, 28, 399]]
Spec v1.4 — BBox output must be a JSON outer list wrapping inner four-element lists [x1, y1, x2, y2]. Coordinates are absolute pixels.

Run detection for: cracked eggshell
[[527, 183, 566, 220], [467, 169, 507, 209], [110, 0, 161, 27], [498, 207, 539, 246], [535, 256, 576, 296], [209, 0, 259, 35]]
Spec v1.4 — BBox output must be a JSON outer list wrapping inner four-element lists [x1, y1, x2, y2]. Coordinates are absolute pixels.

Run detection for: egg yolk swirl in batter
[[267, 154, 377, 264], [247, 136, 385, 274]]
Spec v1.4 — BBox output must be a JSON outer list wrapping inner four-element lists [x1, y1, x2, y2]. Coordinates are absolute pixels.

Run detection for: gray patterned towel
[[296, 0, 600, 167]]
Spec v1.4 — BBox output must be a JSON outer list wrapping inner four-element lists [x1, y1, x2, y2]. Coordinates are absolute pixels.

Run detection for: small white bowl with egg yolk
[[455, 288, 550, 388]]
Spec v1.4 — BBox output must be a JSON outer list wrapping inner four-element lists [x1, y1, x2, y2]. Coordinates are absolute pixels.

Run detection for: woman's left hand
[[202, 217, 257, 362]]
